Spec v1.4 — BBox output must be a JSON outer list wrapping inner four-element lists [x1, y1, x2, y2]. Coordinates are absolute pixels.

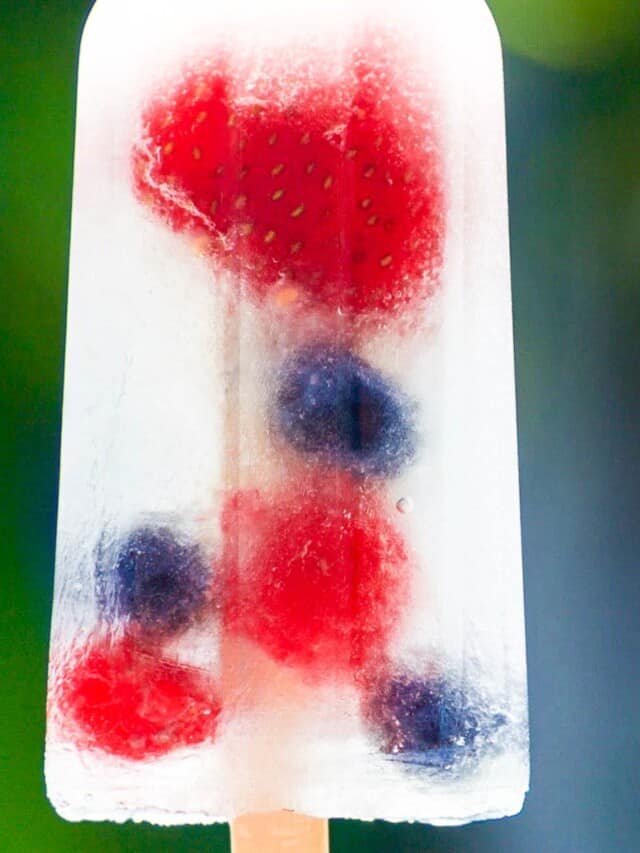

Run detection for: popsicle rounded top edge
[[78, 0, 505, 48]]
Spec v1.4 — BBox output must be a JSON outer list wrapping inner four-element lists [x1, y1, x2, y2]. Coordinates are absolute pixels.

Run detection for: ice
[[46, 0, 528, 826]]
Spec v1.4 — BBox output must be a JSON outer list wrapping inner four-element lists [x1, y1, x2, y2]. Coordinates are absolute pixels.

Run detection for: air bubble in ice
[[396, 497, 414, 514]]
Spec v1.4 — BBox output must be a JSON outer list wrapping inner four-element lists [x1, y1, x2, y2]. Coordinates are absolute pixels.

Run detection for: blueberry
[[96, 526, 208, 635], [364, 674, 492, 769], [274, 345, 417, 477]]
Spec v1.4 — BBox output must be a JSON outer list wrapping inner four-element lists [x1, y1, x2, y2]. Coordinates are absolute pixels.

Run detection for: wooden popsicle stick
[[230, 812, 329, 853]]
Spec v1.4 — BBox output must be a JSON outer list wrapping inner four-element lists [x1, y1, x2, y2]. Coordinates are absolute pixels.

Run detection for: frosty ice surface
[[46, 0, 528, 825]]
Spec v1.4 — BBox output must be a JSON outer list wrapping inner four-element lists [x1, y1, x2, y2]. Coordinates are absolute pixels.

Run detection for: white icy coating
[[47, 0, 528, 825]]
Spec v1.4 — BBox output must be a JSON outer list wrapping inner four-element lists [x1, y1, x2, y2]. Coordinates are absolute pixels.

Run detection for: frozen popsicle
[[46, 0, 528, 829]]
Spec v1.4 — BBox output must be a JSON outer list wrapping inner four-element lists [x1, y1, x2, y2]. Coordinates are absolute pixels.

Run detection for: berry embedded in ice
[[96, 526, 209, 636], [221, 477, 410, 678], [133, 37, 444, 320], [274, 346, 417, 478], [57, 634, 221, 760], [363, 673, 489, 768]]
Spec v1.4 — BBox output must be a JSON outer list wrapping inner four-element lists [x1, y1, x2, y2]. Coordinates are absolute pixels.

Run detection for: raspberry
[[221, 476, 409, 678], [57, 635, 221, 760]]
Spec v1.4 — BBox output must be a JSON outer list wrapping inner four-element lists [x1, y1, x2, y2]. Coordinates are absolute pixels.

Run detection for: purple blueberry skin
[[96, 525, 209, 636], [364, 674, 504, 768], [274, 345, 417, 478]]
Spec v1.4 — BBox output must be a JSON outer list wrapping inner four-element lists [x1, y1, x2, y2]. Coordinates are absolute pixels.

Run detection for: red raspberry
[[221, 475, 410, 679], [56, 635, 220, 760]]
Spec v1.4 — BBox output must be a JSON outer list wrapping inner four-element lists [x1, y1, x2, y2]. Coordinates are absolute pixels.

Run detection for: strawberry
[[133, 40, 444, 319]]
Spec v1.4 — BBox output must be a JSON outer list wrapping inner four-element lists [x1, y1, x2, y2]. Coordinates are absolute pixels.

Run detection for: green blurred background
[[1, 1, 639, 850]]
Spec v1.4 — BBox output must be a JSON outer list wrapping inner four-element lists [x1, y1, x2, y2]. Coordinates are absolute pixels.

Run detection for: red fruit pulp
[[221, 477, 409, 678], [58, 635, 220, 760], [133, 37, 444, 319]]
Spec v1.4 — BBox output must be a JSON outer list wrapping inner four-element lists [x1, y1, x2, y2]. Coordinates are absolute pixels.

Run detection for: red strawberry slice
[[133, 38, 444, 319]]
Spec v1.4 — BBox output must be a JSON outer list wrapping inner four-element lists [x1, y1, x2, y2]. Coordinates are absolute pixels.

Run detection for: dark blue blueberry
[[96, 526, 209, 635], [364, 674, 503, 769], [274, 345, 417, 477]]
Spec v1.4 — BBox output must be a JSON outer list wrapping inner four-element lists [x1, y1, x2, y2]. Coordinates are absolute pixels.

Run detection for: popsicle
[[46, 0, 529, 831]]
